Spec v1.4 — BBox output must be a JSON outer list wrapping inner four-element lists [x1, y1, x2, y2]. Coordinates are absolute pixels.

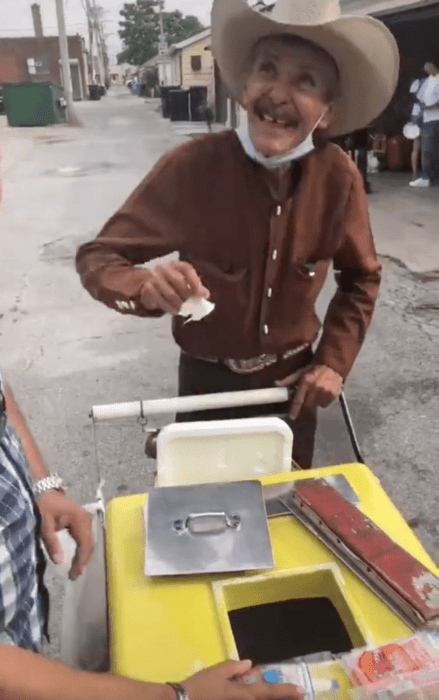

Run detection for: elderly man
[[76, 0, 399, 468]]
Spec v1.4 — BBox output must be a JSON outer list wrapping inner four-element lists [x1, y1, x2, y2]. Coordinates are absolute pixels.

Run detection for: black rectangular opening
[[228, 597, 353, 665]]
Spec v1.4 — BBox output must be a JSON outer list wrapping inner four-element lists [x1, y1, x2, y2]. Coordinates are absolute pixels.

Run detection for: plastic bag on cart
[[55, 488, 109, 672], [343, 630, 439, 699]]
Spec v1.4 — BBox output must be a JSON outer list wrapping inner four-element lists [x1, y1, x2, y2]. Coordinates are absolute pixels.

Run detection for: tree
[[117, 0, 205, 66]]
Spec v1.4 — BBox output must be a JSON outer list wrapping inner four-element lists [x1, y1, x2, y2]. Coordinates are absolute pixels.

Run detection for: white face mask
[[236, 107, 329, 170]]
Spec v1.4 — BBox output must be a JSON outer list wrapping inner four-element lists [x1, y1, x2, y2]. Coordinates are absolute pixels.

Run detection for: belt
[[187, 343, 310, 375]]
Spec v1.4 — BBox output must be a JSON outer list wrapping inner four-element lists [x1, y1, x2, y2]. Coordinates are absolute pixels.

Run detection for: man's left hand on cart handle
[[276, 364, 343, 420]]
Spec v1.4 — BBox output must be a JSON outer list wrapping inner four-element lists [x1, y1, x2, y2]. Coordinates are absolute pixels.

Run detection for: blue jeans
[[421, 121, 439, 180]]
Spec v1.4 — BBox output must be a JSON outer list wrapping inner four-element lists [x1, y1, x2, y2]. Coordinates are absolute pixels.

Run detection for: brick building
[[0, 35, 89, 100]]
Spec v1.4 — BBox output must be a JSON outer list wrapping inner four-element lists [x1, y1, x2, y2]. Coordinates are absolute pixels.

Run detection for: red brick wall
[[0, 36, 88, 98]]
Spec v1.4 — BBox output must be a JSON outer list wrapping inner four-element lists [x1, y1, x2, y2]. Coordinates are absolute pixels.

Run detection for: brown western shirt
[[76, 130, 381, 379]]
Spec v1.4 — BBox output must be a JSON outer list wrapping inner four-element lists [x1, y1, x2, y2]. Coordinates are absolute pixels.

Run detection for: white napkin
[[178, 296, 215, 323]]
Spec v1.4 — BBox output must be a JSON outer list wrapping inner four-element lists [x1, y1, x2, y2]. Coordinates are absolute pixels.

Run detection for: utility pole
[[95, 3, 109, 87], [157, 0, 168, 88], [84, 0, 95, 84], [55, 0, 77, 124], [158, 0, 167, 54], [90, 0, 107, 87], [31, 3, 44, 38]]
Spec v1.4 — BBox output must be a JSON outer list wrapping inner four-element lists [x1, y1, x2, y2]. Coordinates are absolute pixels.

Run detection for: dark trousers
[[421, 121, 439, 180], [177, 351, 317, 469]]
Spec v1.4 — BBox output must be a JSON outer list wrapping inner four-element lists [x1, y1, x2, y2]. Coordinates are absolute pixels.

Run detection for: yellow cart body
[[106, 463, 439, 696]]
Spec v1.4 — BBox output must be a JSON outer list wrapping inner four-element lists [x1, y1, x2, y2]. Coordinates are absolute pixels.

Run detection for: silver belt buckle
[[224, 357, 262, 374], [225, 353, 276, 374], [224, 344, 309, 375], [282, 343, 309, 361]]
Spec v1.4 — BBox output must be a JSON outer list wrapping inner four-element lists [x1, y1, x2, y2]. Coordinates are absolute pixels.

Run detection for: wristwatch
[[33, 473, 65, 496], [166, 683, 190, 700]]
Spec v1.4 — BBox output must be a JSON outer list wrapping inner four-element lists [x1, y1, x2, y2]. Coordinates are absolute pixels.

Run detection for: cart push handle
[[90, 387, 289, 421], [90, 387, 365, 464]]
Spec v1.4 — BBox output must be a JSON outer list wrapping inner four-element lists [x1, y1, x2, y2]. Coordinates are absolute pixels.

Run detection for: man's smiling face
[[242, 35, 339, 157]]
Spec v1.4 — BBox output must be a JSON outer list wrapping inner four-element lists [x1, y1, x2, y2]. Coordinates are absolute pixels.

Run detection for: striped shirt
[[0, 372, 48, 650]]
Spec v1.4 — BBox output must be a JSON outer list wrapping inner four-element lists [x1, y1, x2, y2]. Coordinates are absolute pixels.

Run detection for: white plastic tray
[[155, 417, 293, 487]]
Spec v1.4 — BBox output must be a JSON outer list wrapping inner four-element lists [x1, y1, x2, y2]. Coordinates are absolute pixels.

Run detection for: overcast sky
[[0, 0, 213, 59]]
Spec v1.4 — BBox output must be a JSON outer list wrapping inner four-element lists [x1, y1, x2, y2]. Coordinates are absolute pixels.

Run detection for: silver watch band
[[34, 473, 65, 496], [166, 683, 189, 700]]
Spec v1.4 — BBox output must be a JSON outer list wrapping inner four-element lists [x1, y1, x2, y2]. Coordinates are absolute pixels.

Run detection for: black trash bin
[[168, 89, 190, 121], [88, 85, 101, 101], [160, 86, 179, 118], [189, 86, 208, 121]]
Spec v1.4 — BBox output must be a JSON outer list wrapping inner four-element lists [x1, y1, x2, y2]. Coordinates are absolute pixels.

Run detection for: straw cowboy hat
[[211, 0, 400, 137]]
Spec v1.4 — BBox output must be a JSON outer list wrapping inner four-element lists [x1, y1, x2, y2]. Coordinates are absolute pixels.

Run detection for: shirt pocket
[[287, 259, 330, 303], [189, 256, 248, 285]]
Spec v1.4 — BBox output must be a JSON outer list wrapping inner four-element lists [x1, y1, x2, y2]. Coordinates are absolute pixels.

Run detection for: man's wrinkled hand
[[183, 660, 304, 700], [36, 490, 94, 581], [276, 364, 343, 421], [140, 261, 210, 314]]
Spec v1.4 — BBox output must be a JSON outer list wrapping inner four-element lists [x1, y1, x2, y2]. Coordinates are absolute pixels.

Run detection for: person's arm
[[75, 142, 206, 317], [410, 101, 422, 124], [0, 646, 174, 700], [277, 161, 381, 419], [0, 648, 304, 700], [4, 384, 94, 580], [312, 162, 381, 378], [4, 385, 49, 480]]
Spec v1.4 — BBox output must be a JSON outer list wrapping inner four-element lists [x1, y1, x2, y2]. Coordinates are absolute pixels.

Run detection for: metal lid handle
[[173, 512, 241, 535]]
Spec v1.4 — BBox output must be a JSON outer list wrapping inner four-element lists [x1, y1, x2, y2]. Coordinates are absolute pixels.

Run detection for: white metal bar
[[90, 387, 290, 422]]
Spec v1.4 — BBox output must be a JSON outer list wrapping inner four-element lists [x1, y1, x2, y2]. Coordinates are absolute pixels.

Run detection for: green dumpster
[[3, 82, 67, 127]]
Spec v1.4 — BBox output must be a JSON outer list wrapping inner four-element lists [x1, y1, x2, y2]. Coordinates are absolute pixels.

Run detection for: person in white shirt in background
[[410, 61, 439, 188], [407, 77, 426, 180]]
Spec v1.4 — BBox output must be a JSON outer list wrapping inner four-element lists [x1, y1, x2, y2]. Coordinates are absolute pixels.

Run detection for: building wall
[[109, 65, 124, 85], [180, 36, 214, 102], [214, 59, 240, 125], [0, 36, 88, 99], [171, 53, 181, 86]]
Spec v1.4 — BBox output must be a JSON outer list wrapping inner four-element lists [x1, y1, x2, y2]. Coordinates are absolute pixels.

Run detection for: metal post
[[157, 0, 168, 54], [92, 0, 106, 87], [31, 4, 44, 38], [158, 0, 165, 41], [54, 0, 77, 124], [84, 0, 95, 85]]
